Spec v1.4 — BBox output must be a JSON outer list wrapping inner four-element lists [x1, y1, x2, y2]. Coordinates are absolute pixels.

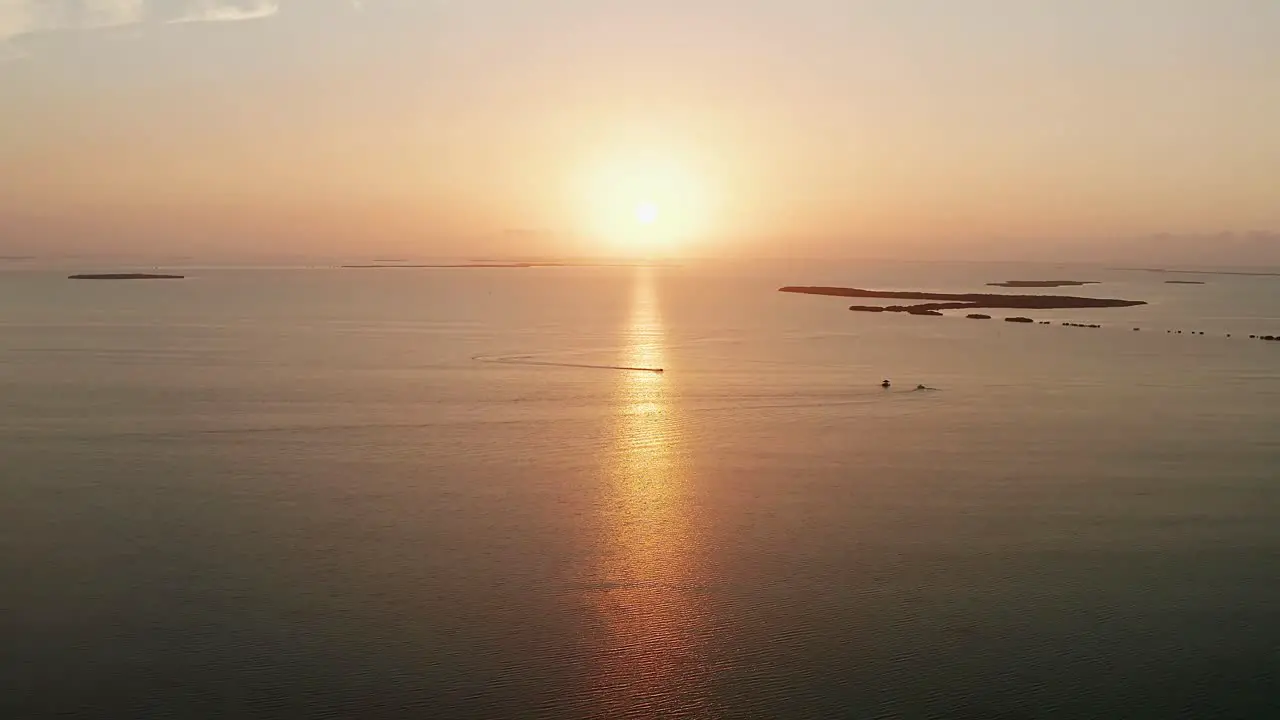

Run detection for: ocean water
[[2, 261, 1278, 719]]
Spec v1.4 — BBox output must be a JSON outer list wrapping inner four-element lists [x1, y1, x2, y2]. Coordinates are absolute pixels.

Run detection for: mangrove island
[[778, 286, 1146, 313]]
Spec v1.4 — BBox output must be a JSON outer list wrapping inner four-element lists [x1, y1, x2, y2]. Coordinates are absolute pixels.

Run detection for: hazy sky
[[2, 0, 1278, 261]]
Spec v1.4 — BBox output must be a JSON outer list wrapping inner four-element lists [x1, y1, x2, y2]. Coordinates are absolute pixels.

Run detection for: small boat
[[881, 379, 891, 388]]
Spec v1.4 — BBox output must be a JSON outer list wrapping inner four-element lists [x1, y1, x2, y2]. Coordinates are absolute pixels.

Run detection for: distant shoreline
[[779, 286, 1146, 312], [1125, 268, 1280, 277], [342, 262, 670, 269], [68, 273, 185, 280], [343, 263, 558, 269], [987, 280, 1099, 288]]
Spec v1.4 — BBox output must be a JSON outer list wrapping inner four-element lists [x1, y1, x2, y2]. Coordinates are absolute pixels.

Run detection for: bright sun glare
[[634, 202, 658, 226], [577, 149, 710, 256]]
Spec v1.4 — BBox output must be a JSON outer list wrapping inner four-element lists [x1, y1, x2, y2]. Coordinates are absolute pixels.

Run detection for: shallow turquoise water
[[2, 262, 1278, 718]]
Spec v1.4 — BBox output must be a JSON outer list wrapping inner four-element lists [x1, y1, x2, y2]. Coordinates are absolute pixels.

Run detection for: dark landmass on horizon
[[344, 263, 562, 269], [988, 280, 1099, 288], [1165, 280, 1207, 285], [1127, 268, 1280, 277], [779, 286, 1146, 312], [344, 261, 672, 269], [68, 273, 185, 280]]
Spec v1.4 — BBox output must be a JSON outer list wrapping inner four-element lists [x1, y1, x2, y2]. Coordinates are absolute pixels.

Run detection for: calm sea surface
[[2, 261, 1279, 718]]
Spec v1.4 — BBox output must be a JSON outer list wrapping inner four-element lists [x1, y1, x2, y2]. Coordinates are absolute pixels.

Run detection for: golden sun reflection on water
[[587, 268, 712, 718]]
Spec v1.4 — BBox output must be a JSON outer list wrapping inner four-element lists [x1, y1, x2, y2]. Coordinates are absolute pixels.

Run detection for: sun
[[634, 202, 658, 226], [575, 147, 711, 256]]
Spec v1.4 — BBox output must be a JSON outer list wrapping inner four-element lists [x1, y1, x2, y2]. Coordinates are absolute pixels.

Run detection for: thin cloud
[[1, 0, 143, 39], [1, 0, 296, 58], [0, 0, 140, 61], [1, 0, 55, 42], [167, 0, 280, 24], [84, 0, 145, 29]]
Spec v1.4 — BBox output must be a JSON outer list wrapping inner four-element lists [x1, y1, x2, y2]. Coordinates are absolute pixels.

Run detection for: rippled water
[[2, 261, 1279, 718]]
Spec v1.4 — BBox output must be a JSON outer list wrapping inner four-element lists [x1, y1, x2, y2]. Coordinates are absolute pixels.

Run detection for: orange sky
[[2, 1, 1278, 262]]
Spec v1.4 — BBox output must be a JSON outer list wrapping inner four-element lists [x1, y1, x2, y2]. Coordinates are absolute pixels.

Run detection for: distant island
[[68, 273, 185, 280], [1165, 280, 1206, 285], [779, 286, 1146, 313], [343, 263, 559, 269], [1128, 268, 1280, 278], [342, 261, 670, 269], [987, 280, 1098, 288]]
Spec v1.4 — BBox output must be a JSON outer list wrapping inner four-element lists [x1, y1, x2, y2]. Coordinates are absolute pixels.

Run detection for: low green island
[[779, 286, 1146, 313], [68, 273, 185, 280], [1132, 268, 1280, 278]]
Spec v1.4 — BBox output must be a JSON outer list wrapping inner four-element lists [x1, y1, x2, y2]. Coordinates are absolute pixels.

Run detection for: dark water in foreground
[[2, 262, 1279, 718]]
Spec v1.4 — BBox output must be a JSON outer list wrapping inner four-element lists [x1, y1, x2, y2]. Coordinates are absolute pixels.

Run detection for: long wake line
[[473, 355, 664, 373]]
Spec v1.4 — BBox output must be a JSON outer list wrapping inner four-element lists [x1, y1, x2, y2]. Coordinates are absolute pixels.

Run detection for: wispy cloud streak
[[1, 0, 58, 42], [85, 0, 145, 29], [1, 0, 281, 46], [167, 0, 280, 24], [1, 0, 144, 40]]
